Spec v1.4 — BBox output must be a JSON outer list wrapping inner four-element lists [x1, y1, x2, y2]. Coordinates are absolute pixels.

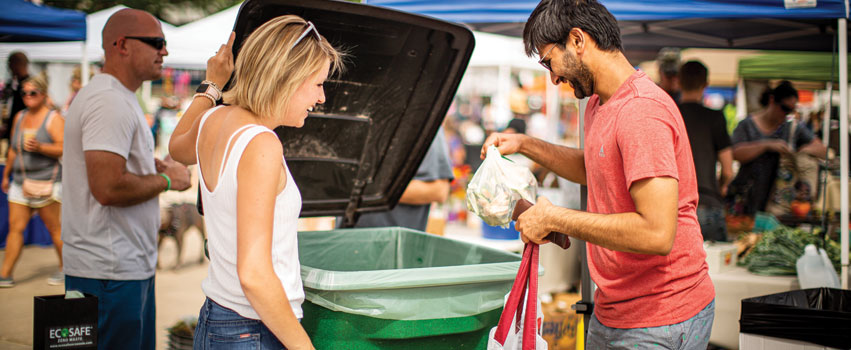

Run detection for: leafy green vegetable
[[739, 226, 841, 276]]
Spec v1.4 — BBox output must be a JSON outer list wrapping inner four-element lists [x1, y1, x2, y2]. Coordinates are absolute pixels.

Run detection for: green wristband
[[158, 173, 171, 192]]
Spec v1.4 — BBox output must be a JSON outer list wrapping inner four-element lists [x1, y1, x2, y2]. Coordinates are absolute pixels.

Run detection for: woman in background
[[0, 74, 65, 288]]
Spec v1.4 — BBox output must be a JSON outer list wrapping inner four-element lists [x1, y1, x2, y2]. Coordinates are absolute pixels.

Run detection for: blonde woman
[[1, 74, 64, 287], [169, 15, 342, 350]]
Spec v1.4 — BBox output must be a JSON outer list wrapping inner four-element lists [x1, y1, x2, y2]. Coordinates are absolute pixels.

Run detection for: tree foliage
[[43, 0, 243, 24]]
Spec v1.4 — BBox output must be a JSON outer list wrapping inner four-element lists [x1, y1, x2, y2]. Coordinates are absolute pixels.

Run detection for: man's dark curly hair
[[522, 0, 623, 57]]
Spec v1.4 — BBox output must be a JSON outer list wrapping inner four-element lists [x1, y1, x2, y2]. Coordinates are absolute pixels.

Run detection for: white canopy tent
[[164, 4, 544, 71], [0, 6, 176, 105], [163, 5, 240, 69], [163, 4, 549, 134], [0, 6, 177, 68]]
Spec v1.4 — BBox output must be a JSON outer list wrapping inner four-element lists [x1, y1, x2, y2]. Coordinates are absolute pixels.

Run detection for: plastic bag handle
[[512, 199, 571, 250], [493, 243, 533, 345], [522, 244, 539, 350]]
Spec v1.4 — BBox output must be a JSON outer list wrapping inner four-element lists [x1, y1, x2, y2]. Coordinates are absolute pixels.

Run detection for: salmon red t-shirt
[[583, 70, 714, 328]]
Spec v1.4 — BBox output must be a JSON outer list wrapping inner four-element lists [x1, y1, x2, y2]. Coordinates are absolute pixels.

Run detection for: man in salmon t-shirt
[[481, 0, 715, 348]]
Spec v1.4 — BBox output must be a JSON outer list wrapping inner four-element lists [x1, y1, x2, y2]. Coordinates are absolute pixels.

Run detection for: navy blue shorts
[[65, 275, 156, 350]]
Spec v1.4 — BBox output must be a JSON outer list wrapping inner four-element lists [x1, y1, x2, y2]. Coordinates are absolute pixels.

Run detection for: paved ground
[[0, 228, 207, 350]]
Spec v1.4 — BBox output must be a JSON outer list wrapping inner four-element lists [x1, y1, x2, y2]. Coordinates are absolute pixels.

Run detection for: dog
[[158, 203, 206, 269]]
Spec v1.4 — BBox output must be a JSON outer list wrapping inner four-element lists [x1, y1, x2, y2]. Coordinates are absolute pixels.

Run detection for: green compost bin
[[298, 227, 522, 350]]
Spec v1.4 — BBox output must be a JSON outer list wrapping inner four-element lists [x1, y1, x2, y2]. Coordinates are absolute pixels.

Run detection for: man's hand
[[160, 156, 191, 191], [515, 196, 555, 245], [207, 32, 235, 88], [764, 139, 792, 155], [154, 158, 167, 173], [481, 132, 526, 160]]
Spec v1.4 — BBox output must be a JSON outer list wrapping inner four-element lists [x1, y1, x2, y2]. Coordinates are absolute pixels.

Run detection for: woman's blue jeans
[[193, 297, 289, 350]]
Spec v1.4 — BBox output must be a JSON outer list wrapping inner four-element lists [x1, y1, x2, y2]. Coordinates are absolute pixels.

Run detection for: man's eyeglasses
[[538, 45, 556, 72], [21, 90, 41, 97], [290, 21, 322, 50], [115, 36, 167, 50]]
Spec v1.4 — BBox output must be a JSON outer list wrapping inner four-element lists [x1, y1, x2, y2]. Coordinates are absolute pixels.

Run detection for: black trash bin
[[740, 288, 851, 349]]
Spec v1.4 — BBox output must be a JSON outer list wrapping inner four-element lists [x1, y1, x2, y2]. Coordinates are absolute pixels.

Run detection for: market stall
[[0, 0, 86, 247], [369, 0, 851, 289], [737, 50, 851, 225], [368, 1, 851, 348]]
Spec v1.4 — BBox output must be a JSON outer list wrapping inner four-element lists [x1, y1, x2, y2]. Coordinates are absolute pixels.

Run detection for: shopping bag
[[766, 121, 819, 217], [33, 293, 98, 349], [467, 145, 537, 228], [487, 243, 548, 350]]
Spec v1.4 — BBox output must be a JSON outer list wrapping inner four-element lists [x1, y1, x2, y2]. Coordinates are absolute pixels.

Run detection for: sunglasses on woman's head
[[21, 90, 41, 97], [114, 36, 167, 50], [290, 21, 322, 50]]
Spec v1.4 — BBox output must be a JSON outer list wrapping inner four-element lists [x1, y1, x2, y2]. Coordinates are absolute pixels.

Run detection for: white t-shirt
[[61, 73, 159, 280]]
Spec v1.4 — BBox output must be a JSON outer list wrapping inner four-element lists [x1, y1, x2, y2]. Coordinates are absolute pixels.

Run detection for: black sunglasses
[[21, 90, 41, 97], [115, 36, 167, 50], [538, 45, 556, 73]]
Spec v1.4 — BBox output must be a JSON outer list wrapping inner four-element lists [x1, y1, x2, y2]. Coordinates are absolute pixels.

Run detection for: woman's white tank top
[[196, 106, 304, 319]]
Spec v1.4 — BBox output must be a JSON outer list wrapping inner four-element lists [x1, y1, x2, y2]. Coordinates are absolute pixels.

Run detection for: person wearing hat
[[657, 47, 681, 103]]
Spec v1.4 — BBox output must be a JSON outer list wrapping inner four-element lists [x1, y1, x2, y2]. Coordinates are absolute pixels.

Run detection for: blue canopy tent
[[0, 0, 89, 85], [0, 0, 86, 42], [0, 0, 85, 248], [365, 0, 847, 22], [367, 0, 848, 62], [368, 0, 851, 323]]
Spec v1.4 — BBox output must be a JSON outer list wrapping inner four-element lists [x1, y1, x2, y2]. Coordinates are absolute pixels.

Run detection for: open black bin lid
[[230, 0, 474, 225]]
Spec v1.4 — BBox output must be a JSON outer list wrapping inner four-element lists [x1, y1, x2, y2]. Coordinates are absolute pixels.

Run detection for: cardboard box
[[542, 293, 582, 350], [705, 242, 738, 274]]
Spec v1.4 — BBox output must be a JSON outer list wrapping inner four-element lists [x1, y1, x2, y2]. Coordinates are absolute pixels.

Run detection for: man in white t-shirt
[[62, 8, 191, 350]]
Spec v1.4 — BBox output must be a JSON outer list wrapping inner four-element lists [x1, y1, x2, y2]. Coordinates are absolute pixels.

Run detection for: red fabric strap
[[522, 244, 539, 350], [493, 243, 539, 348]]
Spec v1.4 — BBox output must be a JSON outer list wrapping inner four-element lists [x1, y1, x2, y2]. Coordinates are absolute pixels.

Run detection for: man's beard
[[562, 52, 595, 99]]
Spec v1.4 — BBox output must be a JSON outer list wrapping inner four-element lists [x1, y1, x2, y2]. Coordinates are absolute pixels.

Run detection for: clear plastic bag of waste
[[466, 145, 537, 227]]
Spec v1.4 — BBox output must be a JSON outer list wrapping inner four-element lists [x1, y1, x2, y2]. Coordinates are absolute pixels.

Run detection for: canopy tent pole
[[81, 41, 89, 86], [838, 17, 848, 290], [577, 97, 594, 336], [823, 82, 832, 146], [736, 78, 747, 120], [493, 64, 512, 128], [545, 76, 559, 143]]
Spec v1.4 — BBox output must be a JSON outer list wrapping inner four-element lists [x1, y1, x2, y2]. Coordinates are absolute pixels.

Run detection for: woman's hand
[[168, 32, 236, 166], [24, 138, 41, 153], [207, 32, 236, 88], [2, 175, 9, 194]]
